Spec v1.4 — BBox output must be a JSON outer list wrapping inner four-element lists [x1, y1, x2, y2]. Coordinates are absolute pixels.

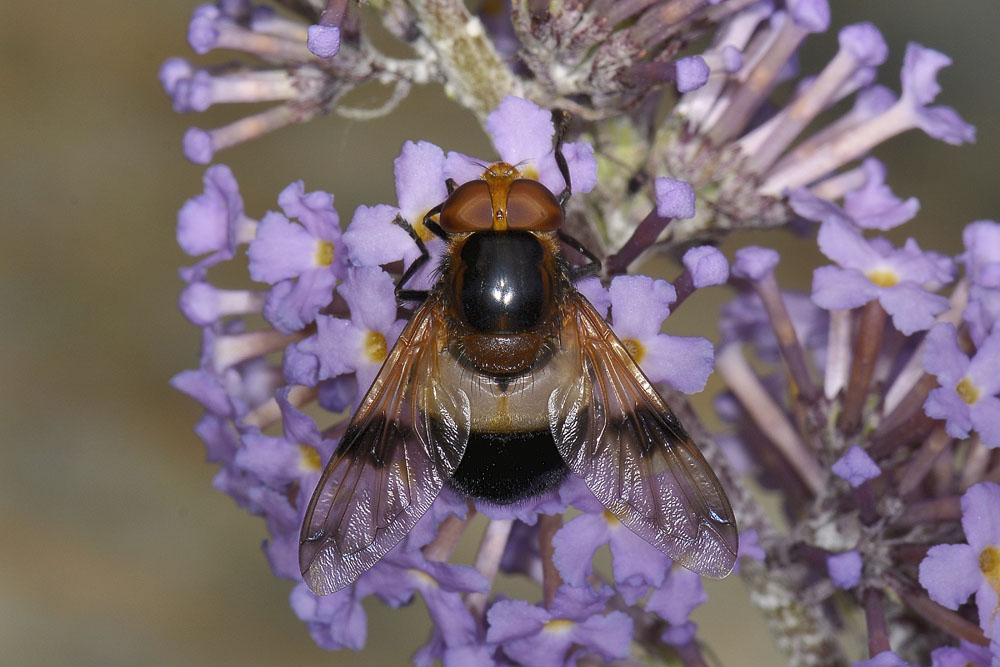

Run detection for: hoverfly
[[299, 116, 738, 595]]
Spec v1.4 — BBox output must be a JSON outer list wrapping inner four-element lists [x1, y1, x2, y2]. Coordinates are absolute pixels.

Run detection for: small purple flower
[[898, 43, 976, 146], [654, 177, 696, 219], [923, 323, 1000, 447], [552, 511, 671, 604], [486, 585, 633, 666], [919, 482, 1000, 640], [285, 266, 406, 397], [472, 95, 598, 196], [246, 181, 345, 333], [645, 566, 708, 625], [307, 24, 340, 58], [929, 640, 994, 667], [832, 446, 881, 487], [734, 529, 766, 574], [731, 246, 780, 282], [675, 56, 709, 93], [827, 550, 863, 589], [177, 165, 256, 277], [343, 140, 447, 270], [960, 220, 1000, 346], [683, 245, 729, 288], [290, 583, 367, 651], [809, 216, 952, 335], [843, 158, 920, 231], [608, 275, 715, 393]]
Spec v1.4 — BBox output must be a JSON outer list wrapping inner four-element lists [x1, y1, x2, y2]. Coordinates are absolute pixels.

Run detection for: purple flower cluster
[[165, 1, 996, 664]]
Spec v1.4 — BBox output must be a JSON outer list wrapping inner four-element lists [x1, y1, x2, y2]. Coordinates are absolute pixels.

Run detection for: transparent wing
[[299, 299, 471, 594], [549, 293, 738, 578]]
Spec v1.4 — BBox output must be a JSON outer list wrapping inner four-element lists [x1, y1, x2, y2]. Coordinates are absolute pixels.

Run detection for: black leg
[[445, 178, 458, 195], [422, 203, 449, 241], [551, 109, 572, 210], [392, 215, 431, 303], [559, 229, 601, 281]]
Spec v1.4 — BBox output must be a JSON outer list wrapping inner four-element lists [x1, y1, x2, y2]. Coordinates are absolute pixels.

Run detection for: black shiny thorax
[[449, 231, 555, 333]]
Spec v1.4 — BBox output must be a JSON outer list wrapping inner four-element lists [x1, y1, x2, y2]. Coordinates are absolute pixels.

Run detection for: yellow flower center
[[980, 546, 1000, 586], [602, 509, 619, 525], [622, 338, 645, 364], [520, 164, 540, 181], [299, 445, 322, 473], [365, 330, 388, 363], [314, 240, 335, 267], [413, 215, 436, 243], [411, 569, 437, 587], [866, 267, 899, 287], [956, 377, 981, 405], [544, 619, 574, 633]]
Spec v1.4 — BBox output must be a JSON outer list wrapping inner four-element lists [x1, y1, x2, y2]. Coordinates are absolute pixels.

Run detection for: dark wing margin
[[299, 299, 471, 595], [549, 293, 738, 578]]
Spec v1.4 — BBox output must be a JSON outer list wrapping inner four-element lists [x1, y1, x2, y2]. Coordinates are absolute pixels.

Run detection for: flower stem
[[885, 573, 990, 647], [604, 209, 673, 276], [863, 588, 889, 657], [423, 507, 476, 562], [242, 384, 318, 430], [895, 426, 952, 497], [538, 514, 563, 609], [406, 0, 519, 119], [839, 301, 887, 435], [753, 272, 820, 403], [716, 344, 824, 494], [891, 496, 961, 529], [466, 518, 514, 620]]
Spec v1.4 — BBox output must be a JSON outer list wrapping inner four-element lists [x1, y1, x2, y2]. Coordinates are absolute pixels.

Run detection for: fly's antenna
[[551, 109, 572, 210]]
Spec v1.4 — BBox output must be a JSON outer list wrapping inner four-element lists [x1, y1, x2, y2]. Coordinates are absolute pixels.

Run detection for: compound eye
[[438, 180, 493, 232], [506, 179, 562, 231]]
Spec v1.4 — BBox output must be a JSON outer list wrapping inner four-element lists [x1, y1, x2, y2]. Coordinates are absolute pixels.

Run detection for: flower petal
[[919, 543, 981, 610], [811, 266, 878, 311]]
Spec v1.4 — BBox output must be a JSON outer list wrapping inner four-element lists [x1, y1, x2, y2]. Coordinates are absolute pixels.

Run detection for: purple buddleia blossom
[[176, 164, 255, 278], [683, 245, 729, 288], [961, 220, 1000, 346], [919, 482, 1000, 640], [929, 640, 994, 667], [832, 446, 881, 487], [551, 511, 672, 604], [731, 246, 780, 282], [343, 140, 447, 270], [808, 215, 952, 335], [307, 25, 340, 58], [675, 56, 709, 93], [843, 159, 920, 231], [290, 583, 367, 651], [827, 550, 863, 589], [247, 181, 346, 333], [284, 266, 406, 398], [486, 585, 633, 666], [734, 529, 765, 574], [654, 177, 695, 219], [608, 275, 715, 393], [923, 323, 1000, 447], [645, 566, 708, 625]]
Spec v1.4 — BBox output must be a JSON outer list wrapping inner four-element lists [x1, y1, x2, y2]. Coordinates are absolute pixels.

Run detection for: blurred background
[[1, 1, 997, 665]]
